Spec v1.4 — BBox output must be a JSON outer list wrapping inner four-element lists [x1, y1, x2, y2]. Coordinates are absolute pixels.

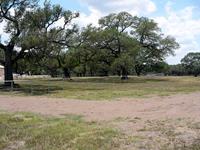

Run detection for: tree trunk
[[121, 67, 128, 80], [194, 73, 198, 77], [90, 68, 94, 77], [117, 70, 121, 77], [4, 49, 14, 87], [101, 70, 109, 77], [136, 70, 141, 76], [135, 65, 142, 77], [83, 64, 87, 77], [63, 68, 71, 79], [50, 71, 57, 78]]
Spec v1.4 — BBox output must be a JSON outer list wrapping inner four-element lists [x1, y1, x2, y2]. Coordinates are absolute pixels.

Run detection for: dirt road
[[0, 92, 200, 121]]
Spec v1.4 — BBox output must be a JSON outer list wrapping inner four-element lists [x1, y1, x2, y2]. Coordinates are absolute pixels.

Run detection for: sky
[[49, 0, 200, 64]]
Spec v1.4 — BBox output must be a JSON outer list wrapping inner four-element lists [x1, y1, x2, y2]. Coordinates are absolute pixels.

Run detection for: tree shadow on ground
[[67, 77, 171, 84], [0, 84, 63, 96]]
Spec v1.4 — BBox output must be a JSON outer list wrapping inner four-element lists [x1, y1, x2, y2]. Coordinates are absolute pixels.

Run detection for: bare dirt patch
[[1, 93, 200, 149], [0, 92, 200, 121]]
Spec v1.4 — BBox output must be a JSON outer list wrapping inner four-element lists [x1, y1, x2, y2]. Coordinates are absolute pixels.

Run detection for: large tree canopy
[[0, 0, 180, 83], [77, 13, 179, 78], [0, 0, 38, 85], [131, 17, 179, 76], [97, 12, 139, 79], [0, 0, 78, 86]]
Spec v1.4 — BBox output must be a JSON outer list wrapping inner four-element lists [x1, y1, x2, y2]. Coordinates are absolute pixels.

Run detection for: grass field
[[1, 77, 200, 149], [0, 112, 200, 150], [0, 112, 127, 150], [1, 76, 200, 100]]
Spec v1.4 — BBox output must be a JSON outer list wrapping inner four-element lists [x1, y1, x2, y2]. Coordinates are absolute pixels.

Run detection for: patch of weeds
[[189, 122, 200, 130], [61, 114, 83, 121], [0, 112, 124, 150], [130, 118, 200, 150]]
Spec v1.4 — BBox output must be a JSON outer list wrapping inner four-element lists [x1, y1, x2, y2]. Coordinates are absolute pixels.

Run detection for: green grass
[[1, 112, 199, 150], [0, 112, 122, 150], [1, 76, 200, 100]]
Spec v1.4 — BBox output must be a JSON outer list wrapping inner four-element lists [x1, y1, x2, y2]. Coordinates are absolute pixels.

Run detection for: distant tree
[[28, 47, 61, 77], [167, 64, 186, 76], [98, 12, 139, 79], [181, 52, 200, 77], [73, 25, 104, 76], [131, 17, 179, 76], [57, 49, 79, 78], [75, 12, 179, 79], [111, 54, 133, 79], [144, 61, 169, 75]]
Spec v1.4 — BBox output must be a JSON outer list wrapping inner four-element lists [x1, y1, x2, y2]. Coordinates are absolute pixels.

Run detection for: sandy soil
[[0, 92, 200, 121]]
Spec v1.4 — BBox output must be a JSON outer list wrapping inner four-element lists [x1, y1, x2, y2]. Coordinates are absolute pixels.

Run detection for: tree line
[[168, 53, 200, 77], [0, 0, 185, 86]]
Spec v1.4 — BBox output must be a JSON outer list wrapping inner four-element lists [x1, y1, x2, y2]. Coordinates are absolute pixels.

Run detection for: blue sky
[[51, 0, 200, 16], [50, 0, 200, 64]]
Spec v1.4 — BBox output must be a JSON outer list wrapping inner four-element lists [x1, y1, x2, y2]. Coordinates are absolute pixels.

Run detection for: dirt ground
[[0, 93, 200, 121], [1, 93, 200, 149]]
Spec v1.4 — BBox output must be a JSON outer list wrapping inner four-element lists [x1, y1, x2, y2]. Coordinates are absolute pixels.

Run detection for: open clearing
[[0, 92, 200, 121], [1, 92, 200, 149], [1, 77, 200, 149]]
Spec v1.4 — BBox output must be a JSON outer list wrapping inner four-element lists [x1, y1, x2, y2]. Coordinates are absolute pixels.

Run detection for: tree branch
[[12, 48, 26, 63], [0, 1, 22, 49]]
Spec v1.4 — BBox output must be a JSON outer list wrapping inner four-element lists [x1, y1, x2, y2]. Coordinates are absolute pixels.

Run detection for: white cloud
[[80, 0, 156, 15], [74, 0, 156, 27], [74, 7, 102, 27], [0, 22, 4, 36], [0, 8, 16, 44], [155, 2, 200, 64]]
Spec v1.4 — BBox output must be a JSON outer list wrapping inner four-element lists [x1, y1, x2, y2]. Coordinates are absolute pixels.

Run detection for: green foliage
[[0, 0, 179, 80], [181, 52, 200, 77], [0, 0, 79, 83], [73, 13, 178, 78], [111, 54, 133, 76], [132, 17, 179, 76], [167, 64, 187, 76], [144, 61, 169, 74]]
